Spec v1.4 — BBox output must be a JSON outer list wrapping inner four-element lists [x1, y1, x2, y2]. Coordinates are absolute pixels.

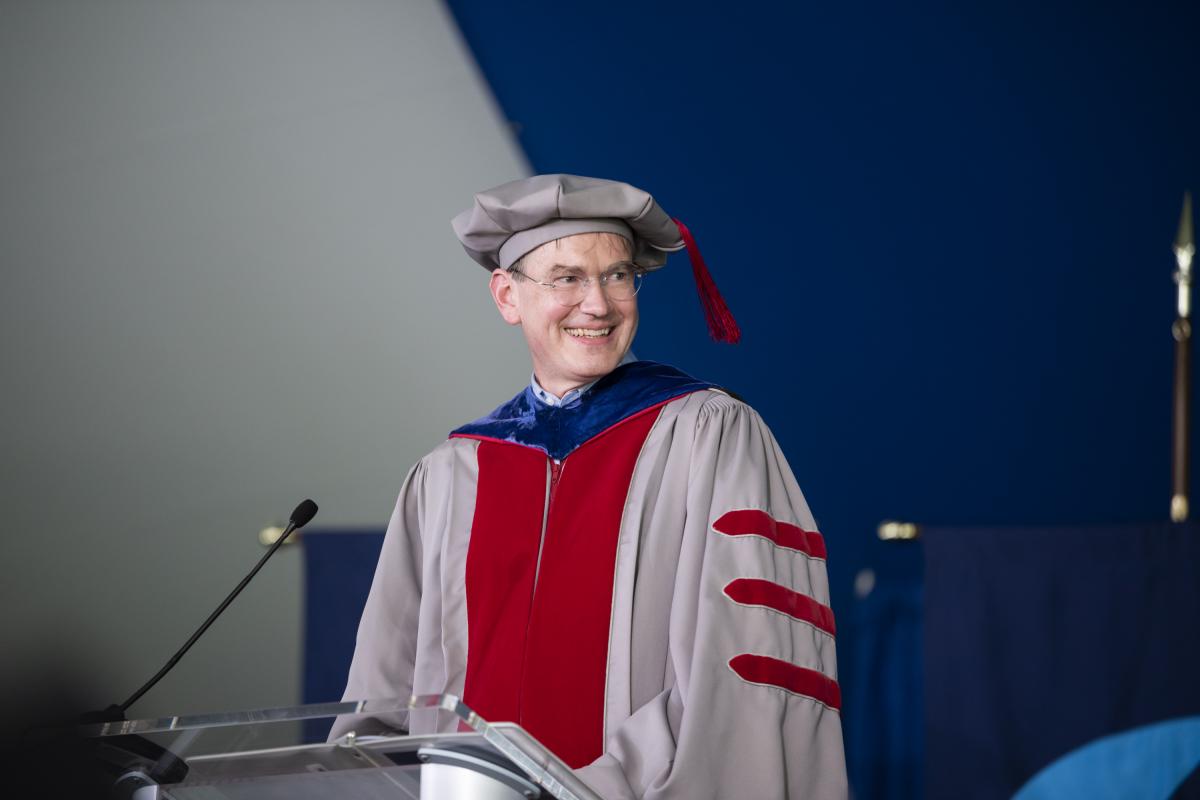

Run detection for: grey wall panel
[[0, 0, 529, 720]]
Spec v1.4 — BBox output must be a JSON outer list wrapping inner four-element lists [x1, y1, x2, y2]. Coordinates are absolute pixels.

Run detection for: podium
[[80, 694, 602, 800]]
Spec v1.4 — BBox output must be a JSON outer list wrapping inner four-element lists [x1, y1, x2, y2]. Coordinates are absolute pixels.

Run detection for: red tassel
[[674, 218, 741, 344]]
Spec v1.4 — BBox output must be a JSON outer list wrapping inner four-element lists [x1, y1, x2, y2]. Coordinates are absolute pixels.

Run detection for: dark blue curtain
[[846, 566, 924, 799], [923, 523, 1200, 799], [301, 528, 384, 741]]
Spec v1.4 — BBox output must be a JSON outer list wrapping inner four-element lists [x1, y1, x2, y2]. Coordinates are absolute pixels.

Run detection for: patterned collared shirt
[[530, 351, 638, 407]]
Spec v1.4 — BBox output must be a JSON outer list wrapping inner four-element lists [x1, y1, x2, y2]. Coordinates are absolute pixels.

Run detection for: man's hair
[[507, 232, 633, 276]]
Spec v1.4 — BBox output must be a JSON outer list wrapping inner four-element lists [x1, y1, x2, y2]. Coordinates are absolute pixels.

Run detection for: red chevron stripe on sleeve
[[723, 578, 836, 636], [712, 509, 827, 559], [728, 654, 842, 710]]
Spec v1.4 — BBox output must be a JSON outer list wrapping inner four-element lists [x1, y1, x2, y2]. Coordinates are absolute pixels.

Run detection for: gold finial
[[1175, 192, 1194, 319]]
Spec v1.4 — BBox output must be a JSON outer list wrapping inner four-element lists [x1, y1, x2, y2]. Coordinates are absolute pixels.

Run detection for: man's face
[[489, 232, 638, 398]]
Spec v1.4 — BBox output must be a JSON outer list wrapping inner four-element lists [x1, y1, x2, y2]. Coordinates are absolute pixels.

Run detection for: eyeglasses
[[510, 264, 644, 306]]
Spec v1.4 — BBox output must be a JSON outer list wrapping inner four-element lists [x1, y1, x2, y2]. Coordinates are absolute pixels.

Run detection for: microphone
[[109, 498, 320, 717], [290, 498, 318, 529]]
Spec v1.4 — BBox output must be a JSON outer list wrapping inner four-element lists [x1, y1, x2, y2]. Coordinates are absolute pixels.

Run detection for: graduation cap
[[452, 173, 740, 343]]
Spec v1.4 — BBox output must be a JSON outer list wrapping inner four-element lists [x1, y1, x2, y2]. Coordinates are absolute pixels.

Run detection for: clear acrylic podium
[[80, 694, 602, 800]]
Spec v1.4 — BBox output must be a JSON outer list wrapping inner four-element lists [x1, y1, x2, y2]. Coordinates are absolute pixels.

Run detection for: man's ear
[[489, 269, 522, 326]]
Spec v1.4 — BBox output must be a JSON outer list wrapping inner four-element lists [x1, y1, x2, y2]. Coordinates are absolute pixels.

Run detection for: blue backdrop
[[440, 0, 1200, 794]]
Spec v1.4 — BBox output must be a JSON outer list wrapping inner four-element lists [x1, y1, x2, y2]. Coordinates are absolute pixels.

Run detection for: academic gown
[[332, 361, 847, 799]]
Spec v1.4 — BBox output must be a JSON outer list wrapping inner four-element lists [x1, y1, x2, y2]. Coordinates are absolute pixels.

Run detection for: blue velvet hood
[[450, 360, 716, 461]]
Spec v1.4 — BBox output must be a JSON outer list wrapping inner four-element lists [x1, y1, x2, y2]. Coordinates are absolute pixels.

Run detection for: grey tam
[[451, 174, 685, 272], [452, 173, 742, 343]]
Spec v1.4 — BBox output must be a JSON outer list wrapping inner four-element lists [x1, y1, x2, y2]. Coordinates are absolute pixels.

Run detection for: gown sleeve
[[576, 393, 848, 799], [327, 458, 427, 740]]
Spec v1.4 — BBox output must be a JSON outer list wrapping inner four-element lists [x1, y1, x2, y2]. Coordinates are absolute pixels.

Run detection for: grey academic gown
[[333, 389, 847, 799]]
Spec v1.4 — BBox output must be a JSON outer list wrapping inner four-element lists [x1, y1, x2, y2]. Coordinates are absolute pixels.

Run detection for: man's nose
[[577, 277, 613, 315]]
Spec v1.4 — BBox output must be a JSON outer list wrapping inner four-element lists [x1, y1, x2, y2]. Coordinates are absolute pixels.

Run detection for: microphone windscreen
[[290, 499, 319, 528]]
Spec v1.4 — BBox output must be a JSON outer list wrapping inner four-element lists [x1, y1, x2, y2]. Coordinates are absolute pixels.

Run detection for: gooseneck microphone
[[113, 498, 319, 716], [74, 500, 317, 794]]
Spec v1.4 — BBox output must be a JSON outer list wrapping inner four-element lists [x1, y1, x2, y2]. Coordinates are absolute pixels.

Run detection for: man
[[334, 174, 846, 799]]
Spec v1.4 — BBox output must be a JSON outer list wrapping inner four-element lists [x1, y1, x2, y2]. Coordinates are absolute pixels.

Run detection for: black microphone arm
[[115, 498, 319, 715]]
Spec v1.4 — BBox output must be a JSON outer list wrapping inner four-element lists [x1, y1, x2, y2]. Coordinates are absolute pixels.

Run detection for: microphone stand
[[79, 499, 318, 795]]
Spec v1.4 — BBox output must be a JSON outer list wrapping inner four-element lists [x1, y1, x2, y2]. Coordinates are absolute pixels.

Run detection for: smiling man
[[335, 174, 847, 799], [491, 231, 639, 397]]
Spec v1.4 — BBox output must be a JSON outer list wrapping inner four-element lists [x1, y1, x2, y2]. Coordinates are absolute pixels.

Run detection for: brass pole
[[1171, 192, 1194, 522]]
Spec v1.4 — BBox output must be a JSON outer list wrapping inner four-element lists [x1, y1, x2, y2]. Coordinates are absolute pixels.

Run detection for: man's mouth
[[564, 327, 613, 339]]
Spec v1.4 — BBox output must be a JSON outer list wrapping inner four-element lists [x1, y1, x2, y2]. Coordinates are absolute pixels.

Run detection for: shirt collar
[[530, 351, 638, 407]]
